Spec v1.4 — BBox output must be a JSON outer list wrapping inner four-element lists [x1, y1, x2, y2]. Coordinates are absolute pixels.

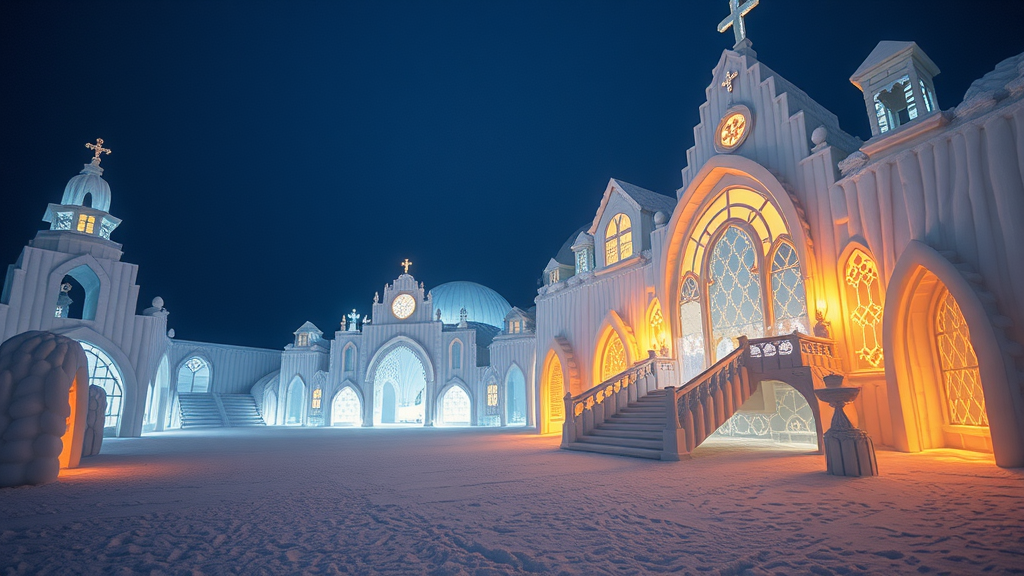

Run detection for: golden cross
[[722, 70, 738, 92], [401, 258, 413, 274], [85, 138, 112, 164]]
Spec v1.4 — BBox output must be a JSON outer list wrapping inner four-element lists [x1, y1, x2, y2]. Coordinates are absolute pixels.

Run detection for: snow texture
[[1, 427, 1022, 575], [81, 385, 106, 457], [0, 331, 88, 487]]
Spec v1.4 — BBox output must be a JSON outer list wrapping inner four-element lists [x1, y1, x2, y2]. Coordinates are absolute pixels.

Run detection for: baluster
[[721, 366, 735, 417], [692, 390, 707, 447], [730, 363, 743, 411], [712, 377, 726, 427], [701, 384, 715, 441], [681, 393, 696, 452]]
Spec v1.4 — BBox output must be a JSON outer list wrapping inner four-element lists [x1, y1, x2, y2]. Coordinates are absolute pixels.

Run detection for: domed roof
[[61, 160, 112, 212], [429, 281, 512, 329]]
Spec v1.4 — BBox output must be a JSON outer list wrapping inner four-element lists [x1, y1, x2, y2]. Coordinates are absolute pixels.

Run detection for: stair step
[[608, 415, 666, 424], [599, 422, 664, 432], [578, 434, 663, 450], [620, 406, 664, 414], [566, 442, 663, 460], [590, 428, 663, 440]]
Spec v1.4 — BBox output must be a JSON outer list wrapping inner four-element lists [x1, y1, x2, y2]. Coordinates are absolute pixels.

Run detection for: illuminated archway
[[646, 298, 669, 356], [597, 331, 627, 382], [541, 349, 565, 434], [331, 386, 362, 426], [439, 384, 472, 425], [842, 247, 885, 370], [285, 376, 305, 426], [371, 345, 426, 425]]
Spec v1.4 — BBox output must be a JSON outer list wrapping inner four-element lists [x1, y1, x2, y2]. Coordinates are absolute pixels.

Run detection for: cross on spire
[[717, 0, 759, 47], [401, 258, 413, 274], [85, 138, 111, 165], [722, 70, 739, 92]]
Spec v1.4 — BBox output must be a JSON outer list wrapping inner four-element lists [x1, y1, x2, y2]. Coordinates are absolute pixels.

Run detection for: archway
[[439, 385, 472, 425], [331, 387, 361, 426], [711, 380, 818, 448], [176, 356, 211, 393], [540, 349, 565, 434], [285, 377, 305, 426], [79, 341, 124, 436], [372, 345, 426, 425], [143, 354, 169, 433], [505, 365, 527, 426], [264, 390, 278, 425]]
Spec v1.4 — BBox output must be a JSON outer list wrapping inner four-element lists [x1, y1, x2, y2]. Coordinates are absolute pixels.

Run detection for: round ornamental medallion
[[392, 293, 416, 319], [716, 107, 751, 152]]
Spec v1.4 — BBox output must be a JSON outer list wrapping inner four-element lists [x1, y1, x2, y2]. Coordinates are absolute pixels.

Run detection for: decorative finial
[[401, 258, 412, 274], [717, 0, 759, 47], [347, 309, 361, 332], [722, 70, 738, 92], [85, 138, 112, 165]]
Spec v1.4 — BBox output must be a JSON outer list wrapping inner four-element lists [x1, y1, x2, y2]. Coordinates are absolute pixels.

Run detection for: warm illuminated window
[[450, 340, 462, 370], [936, 290, 988, 427], [604, 213, 633, 265], [599, 333, 627, 382], [679, 276, 705, 381], [76, 214, 96, 234], [549, 268, 560, 284], [708, 226, 764, 361], [545, 353, 565, 425], [770, 242, 808, 335], [648, 301, 666, 354], [486, 383, 498, 408], [297, 333, 309, 347], [844, 250, 884, 369], [311, 388, 322, 410]]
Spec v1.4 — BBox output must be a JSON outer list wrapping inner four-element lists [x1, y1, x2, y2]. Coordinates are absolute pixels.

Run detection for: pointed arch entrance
[[331, 386, 362, 426], [371, 345, 427, 425], [285, 377, 305, 426], [505, 364, 527, 426], [79, 341, 125, 436]]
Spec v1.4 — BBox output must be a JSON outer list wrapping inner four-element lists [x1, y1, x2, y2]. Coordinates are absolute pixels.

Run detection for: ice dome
[[61, 160, 112, 212], [429, 281, 512, 329]]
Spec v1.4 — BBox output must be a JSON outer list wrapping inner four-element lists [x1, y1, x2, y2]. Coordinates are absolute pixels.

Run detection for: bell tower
[[851, 41, 940, 137]]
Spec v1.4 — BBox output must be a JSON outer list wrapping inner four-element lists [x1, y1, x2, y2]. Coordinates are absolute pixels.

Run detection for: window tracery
[[936, 290, 988, 427], [844, 250, 884, 369], [546, 354, 564, 423], [604, 213, 633, 265], [80, 342, 123, 431], [708, 226, 764, 361], [600, 334, 627, 382], [770, 241, 808, 335], [679, 276, 705, 382]]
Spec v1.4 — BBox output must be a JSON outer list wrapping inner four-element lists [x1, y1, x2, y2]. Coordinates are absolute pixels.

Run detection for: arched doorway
[[541, 349, 565, 434], [505, 365, 527, 426], [285, 377, 305, 426], [440, 386, 471, 425], [711, 380, 818, 447], [331, 387, 361, 426], [79, 341, 124, 436], [144, 354, 169, 433], [372, 345, 426, 425], [177, 356, 211, 393], [264, 390, 278, 425]]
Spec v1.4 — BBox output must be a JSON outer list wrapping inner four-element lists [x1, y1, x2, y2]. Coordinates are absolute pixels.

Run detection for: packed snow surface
[[1, 427, 1022, 575]]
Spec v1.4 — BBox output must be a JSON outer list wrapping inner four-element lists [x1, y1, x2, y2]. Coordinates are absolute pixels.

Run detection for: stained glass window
[[844, 250, 884, 369], [708, 226, 764, 362], [936, 290, 988, 427], [80, 341, 124, 432], [442, 386, 471, 424], [770, 242, 808, 335], [331, 387, 361, 426], [679, 276, 705, 382], [600, 334, 627, 382], [604, 213, 633, 265]]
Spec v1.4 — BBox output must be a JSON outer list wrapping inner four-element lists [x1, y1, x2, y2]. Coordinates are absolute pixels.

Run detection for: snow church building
[[4, 4, 1024, 468]]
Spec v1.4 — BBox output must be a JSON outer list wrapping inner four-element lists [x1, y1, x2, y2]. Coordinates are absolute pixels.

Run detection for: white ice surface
[[1, 427, 1022, 575]]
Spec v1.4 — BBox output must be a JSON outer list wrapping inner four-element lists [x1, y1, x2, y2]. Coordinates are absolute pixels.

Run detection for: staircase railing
[[561, 351, 660, 447]]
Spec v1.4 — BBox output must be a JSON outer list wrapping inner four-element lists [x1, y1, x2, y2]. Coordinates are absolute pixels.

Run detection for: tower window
[[77, 214, 96, 234], [604, 213, 633, 265]]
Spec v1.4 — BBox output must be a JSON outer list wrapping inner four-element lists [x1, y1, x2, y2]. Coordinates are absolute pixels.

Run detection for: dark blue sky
[[3, 0, 1023, 350]]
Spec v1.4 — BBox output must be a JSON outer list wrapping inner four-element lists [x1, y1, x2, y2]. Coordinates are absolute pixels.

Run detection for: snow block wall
[[0, 331, 89, 487], [82, 384, 106, 457]]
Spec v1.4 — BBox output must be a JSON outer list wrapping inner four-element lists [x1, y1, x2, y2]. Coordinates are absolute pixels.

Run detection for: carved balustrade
[[562, 351, 659, 446], [745, 332, 842, 374]]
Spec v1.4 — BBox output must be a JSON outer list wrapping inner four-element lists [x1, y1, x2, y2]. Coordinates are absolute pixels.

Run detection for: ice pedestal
[[815, 376, 879, 477]]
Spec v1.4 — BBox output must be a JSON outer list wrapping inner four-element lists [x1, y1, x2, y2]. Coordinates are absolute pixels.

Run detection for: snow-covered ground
[[1, 427, 1022, 575]]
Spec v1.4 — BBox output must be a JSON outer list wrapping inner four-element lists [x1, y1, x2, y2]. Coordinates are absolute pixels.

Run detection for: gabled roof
[[588, 178, 675, 235], [293, 321, 322, 335], [850, 41, 939, 88], [544, 257, 571, 273], [504, 306, 536, 322]]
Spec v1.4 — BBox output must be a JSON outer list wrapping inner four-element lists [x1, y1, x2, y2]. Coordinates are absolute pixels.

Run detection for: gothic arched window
[[679, 275, 705, 382], [543, 351, 565, 432], [343, 345, 356, 372], [604, 213, 633, 266], [599, 333, 628, 382], [844, 249, 884, 369], [177, 356, 211, 393], [769, 241, 808, 335], [935, 290, 988, 427], [708, 225, 765, 362], [450, 339, 463, 370]]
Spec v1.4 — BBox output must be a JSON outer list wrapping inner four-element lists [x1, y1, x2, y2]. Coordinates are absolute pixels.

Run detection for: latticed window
[[77, 214, 95, 234], [547, 355, 564, 422], [600, 334, 627, 381], [80, 341, 124, 431], [649, 302, 666, 354], [708, 226, 764, 362], [486, 382, 499, 416], [936, 290, 988, 427], [604, 213, 633, 265], [844, 250, 884, 369], [575, 248, 591, 274], [770, 242, 808, 335], [679, 276, 705, 381], [311, 388, 322, 410]]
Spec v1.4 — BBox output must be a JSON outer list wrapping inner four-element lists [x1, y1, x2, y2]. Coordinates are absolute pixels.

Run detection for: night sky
[[2, 1, 1023, 350]]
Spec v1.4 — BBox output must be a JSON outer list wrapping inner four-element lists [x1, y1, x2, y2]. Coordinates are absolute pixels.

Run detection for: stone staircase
[[178, 393, 224, 428], [563, 333, 843, 460], [220, 394, 266, 426], [569, 389, 667, 459]]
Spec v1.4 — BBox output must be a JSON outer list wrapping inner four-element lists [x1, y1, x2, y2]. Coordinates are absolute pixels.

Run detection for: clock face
[[392, 293, 416, 319], [718, 112, 748, 150]]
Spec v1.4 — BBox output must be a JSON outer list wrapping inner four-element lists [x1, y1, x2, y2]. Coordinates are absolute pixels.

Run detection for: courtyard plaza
[[1, 427, 1021, 575]]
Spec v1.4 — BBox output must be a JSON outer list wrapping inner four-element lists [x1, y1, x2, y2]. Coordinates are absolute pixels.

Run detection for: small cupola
[[851, 41, 940, 137], [570, 231, 595, 275], [43, 139, 122, 240]]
